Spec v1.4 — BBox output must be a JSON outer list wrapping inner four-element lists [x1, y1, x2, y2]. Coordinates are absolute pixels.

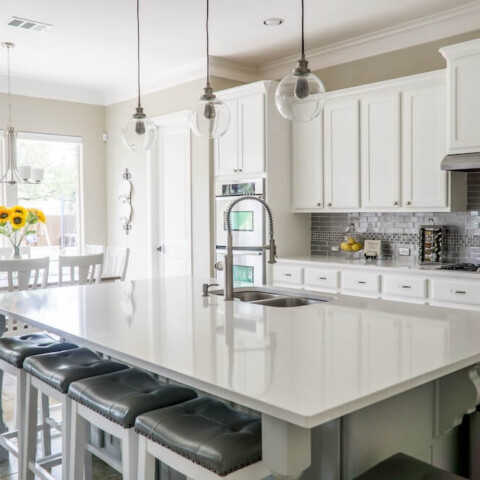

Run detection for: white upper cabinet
[[402, 83, 447, 209], [441, 39, 480, 154], [215, 91, 265, 177], [292, 116, 324, 210], [324, 99, 360, 209], [361, 93, 401, 209]]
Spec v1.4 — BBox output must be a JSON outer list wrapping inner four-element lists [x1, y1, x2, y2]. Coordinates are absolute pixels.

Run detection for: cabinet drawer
[[305, 268, 339, 290], [430, 279, 480, 306], [273, 265, 303, 286], [342, 271, 381, 295], [383, 275, 427, 300]]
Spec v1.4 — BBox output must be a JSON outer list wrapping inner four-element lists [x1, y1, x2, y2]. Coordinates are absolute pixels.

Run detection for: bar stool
[[68, 368, 198, 480], [22, 347, 128, 480], [0, 333, 77, 470], [352, 453, 468, 480], [135, 396, 270, 480]]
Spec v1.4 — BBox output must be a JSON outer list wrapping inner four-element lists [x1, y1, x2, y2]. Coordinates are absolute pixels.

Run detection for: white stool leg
[[138, 436, 156, 480], [122, 428, 138, 480], [70, 401, 88, 480], [40, 392, 52, 457], [61, 396, 72, 480], [22, 374, 37, 480]]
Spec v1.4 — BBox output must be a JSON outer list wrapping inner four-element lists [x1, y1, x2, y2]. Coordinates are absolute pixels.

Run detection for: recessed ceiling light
[[263, 18, 284, 26], [3, 16, 53, 33]]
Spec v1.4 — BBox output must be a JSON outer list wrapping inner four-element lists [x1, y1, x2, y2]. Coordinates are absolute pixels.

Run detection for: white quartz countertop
[[278, 255, 480, 279], [1, 276, 480, 428]]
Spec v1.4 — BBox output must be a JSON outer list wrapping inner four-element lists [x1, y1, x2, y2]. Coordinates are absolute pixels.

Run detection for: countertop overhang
[[0, 276, 479, 428]]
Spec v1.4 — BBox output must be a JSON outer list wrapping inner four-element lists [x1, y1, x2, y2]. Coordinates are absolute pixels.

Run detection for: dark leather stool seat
[[68, 368, 198, 428], [135, 396, 262, 477], [23, 347, 129, 394], [0, 333, 77, 368], [353, 453, 467, 480]]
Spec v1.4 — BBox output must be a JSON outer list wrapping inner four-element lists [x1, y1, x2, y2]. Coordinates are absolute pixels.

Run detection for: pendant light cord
[[6, 45, 12, 126], [136, 0, 141, 108], [206, 0, 211, 88], [301, 0, 305, 60]]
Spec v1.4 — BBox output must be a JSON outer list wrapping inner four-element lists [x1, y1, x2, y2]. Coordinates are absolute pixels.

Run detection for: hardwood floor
[[0, 372, 121, 480]]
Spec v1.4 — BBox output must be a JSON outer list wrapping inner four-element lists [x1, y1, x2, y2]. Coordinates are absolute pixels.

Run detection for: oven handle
[[216, 246, 264, 253]]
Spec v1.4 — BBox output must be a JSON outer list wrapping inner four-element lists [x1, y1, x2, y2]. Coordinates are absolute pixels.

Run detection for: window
[[1, 132, 82, 257]]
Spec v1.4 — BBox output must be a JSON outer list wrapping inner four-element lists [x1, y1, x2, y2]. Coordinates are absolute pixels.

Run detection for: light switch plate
[[331, 246, 339, 252], [399, 247, 410, 256]]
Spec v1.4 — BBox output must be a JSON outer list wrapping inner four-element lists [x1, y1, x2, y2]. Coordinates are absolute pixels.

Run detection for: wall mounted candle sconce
[[118, 168, 132, 234]]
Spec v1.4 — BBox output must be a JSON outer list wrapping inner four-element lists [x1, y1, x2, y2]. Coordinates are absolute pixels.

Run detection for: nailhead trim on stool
[[353, 453, 468, 480], [68, 368, 198, 427], [0, 332, 77, 367], [135, 396, 262, 476], [23, 347, 128, 393]]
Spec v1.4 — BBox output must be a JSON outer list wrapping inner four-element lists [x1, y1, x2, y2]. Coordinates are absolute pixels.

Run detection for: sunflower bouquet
[[0, 206, 46, 258]]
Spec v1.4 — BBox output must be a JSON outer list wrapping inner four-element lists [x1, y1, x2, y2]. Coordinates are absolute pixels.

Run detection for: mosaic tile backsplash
[[311, 173, 480, 262]]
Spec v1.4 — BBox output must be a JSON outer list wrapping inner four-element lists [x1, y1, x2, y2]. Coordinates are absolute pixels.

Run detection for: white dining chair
[[84, 244, 105, 255], [58, 253, 104, 286], [104, 246, 130, 281], [0, 257, 49, 292], [0, 246, 31, 259]]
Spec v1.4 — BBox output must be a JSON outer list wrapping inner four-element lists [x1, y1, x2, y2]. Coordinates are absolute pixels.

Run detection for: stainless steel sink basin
[[210, 287, 332, 307], [251, 296, 323, 307]]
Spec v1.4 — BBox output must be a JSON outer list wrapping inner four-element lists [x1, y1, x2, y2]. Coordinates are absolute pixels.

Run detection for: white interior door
[[157, 114, 192, 277]]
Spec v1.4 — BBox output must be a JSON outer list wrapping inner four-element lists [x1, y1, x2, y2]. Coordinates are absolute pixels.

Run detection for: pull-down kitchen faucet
[[224, 196, 276, 301]]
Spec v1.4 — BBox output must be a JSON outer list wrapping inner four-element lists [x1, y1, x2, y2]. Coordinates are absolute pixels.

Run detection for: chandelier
[[1, 42, 43, 185]]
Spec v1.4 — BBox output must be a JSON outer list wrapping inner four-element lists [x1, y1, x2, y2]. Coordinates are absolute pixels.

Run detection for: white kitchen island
[[0, 276, 479, 479]]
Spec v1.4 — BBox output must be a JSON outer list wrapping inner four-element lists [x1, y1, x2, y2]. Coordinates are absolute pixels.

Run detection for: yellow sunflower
[[10, 206, 27, 218], [30, 208, 46, 224], [10, 214, 26, 230], [0, 207, 10, 226]]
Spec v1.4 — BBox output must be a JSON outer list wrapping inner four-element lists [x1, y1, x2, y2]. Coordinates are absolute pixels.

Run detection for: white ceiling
[[0, 0, 479, 105]]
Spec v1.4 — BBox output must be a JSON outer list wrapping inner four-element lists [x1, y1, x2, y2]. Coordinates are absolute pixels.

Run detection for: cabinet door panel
[[324, 100, 360, 209], [448, 56, 480, 153], [292, 116, 323, 210], [239, 93, 265, 174], [215, 98, 238, 176], [403, 85, 447, 208], [361, 94, 401, 208]]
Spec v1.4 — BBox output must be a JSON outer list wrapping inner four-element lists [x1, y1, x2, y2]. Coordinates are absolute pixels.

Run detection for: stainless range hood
[[441, 152, 480, 172]]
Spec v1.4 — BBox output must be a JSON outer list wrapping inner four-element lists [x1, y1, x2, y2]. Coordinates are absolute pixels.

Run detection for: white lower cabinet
[[272, 265, 303, 287], [383, 275, 428, 303], [429, 278, 480, 309], [342, 271, 381, 297], [304, 267, 340, 291]]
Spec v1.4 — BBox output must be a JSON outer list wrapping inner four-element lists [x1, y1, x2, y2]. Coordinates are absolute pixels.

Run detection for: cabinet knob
[[406, 201, 412, 206], [316, 202, 322, 207], [238, 168, 243, 172], [393, 201, 399, 206], [327, 202, 332, 207], [233, 169, 238, 173]]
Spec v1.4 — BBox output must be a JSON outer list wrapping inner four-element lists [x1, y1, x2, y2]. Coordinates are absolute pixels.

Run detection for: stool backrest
[[104, 246, 129, 281], [0, 257, 49, 291], [58, 253, 103, 286], [84, 244, 105, 255], [0, 246, 31, 259]]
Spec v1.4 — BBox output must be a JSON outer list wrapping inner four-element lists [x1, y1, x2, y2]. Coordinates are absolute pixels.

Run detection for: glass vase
[[11, 245, 21, 259]]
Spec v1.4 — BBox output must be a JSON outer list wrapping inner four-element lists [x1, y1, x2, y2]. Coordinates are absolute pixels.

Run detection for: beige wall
[[0, 93, 106, 246], [314, 29, 480, 91], [105, 77, 243, 280]]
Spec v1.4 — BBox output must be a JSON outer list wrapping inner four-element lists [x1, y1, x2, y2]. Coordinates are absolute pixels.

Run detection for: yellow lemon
[[347, 237, 355, 245], [351, 243, 362, 252], [341, 242, 353, 252]]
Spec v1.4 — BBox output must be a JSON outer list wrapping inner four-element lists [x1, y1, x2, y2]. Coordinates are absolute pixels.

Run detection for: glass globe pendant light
[[122, 0, 157, 151], [190, 0, 230, 138], [275, 0, 326, 122]]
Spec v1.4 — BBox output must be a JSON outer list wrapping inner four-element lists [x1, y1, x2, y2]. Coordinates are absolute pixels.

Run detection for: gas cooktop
[[438, 263, 480, 272]]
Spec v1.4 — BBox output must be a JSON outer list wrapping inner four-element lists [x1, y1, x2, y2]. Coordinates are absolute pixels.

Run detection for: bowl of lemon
[[340, 224, 364, 259]]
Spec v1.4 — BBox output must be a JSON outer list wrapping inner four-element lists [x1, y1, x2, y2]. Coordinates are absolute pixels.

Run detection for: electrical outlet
[[399, 247, 410, 256], [331, 246, 340, 252]]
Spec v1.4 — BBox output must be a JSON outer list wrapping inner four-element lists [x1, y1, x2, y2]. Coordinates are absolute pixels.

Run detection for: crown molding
[[104, 57, 259, 106], [0, 75, 105, 105], [261, 0, 480, 80]]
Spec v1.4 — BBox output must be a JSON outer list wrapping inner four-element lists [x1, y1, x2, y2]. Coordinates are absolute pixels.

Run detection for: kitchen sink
[[210, 287, 332, 307]]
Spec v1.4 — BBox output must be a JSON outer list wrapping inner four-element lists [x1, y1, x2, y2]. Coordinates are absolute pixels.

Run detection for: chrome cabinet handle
[[357, 281, 366, 285], [318, 277, 327, 280], [450, 290, 466, 294], [283, 273, 292, 277], [399, 285, 411, 289]]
